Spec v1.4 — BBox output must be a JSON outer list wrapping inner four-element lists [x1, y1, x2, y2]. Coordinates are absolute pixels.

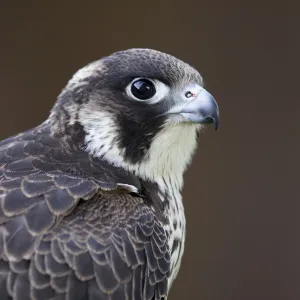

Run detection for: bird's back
[[0, 124, 170, 300]]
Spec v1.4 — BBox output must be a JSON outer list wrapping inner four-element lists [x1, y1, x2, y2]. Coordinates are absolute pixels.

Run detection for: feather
[[0, 47, 214, 299]]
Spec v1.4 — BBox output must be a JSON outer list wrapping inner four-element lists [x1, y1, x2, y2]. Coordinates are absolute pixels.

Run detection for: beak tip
[[202, 115, 219, 130], [214, 117, 219, 130]]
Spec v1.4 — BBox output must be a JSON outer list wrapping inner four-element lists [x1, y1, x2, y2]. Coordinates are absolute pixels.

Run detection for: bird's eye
[[125, 77, 169, 103], [130, 79, 156, 100]]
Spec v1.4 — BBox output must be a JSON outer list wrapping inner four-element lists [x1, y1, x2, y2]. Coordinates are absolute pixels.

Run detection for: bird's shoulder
[[0, 123, 143, 257]]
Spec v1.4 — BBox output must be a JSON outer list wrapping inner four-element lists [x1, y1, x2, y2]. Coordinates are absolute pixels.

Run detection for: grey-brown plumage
[[0, 48, 219, 299]]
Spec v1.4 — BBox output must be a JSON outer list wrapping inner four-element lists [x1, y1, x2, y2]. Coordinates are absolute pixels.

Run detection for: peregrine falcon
[[0, 48, 219, 300]]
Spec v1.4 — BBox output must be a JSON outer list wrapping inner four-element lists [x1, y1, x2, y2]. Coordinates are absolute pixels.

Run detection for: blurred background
[[0, 2, 296, 300]]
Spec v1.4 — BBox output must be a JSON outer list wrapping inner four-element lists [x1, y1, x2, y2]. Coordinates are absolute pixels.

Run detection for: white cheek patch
[[79, 108, 126, 166], [79, 105, 199, 191]]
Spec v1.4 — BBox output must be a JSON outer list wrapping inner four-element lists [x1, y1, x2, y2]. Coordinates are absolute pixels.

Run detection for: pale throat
[[135, 122, 200, 190]]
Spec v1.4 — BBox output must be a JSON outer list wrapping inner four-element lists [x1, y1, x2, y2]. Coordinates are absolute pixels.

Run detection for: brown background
[[0, 2, 297, 300]]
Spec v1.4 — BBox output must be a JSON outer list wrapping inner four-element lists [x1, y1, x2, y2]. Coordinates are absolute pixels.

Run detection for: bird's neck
[[131, 122, 200, 191]]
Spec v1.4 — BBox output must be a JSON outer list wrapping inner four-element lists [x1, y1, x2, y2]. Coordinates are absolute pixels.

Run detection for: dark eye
[[131, 79, 156, 100]]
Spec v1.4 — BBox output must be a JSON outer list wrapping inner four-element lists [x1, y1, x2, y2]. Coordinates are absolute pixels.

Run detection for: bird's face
[[51, 49, 219, 185]]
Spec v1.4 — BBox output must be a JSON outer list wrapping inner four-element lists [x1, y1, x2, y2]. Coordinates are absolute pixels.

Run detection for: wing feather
[[0, 125, 170, 299]]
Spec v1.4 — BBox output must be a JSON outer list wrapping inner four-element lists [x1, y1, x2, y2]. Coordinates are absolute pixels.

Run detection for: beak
[[171, 88, 220, 130]]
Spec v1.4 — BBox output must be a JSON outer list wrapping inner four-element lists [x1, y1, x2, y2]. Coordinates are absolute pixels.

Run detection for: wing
[[0, 125, 170, 300]]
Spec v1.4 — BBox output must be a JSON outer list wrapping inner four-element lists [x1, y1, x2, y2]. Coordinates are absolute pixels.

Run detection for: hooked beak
[[169, 88, 220, 130]]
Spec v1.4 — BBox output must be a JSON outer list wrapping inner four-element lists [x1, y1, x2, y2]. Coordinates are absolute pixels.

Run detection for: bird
[[0, 48, 219, 300]]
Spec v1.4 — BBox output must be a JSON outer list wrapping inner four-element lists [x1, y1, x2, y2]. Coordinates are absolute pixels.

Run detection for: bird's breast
[[161, 187, 186, 288]]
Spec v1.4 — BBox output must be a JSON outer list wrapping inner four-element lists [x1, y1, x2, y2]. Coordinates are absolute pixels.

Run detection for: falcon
[[0, 48, 219, 300]]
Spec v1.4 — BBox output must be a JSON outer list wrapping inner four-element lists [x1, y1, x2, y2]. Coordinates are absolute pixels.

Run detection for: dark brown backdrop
[[0, 2, 297, 300]]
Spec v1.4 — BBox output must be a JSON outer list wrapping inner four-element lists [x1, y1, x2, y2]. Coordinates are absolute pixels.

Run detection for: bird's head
[[50, 48, 219, 188]]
